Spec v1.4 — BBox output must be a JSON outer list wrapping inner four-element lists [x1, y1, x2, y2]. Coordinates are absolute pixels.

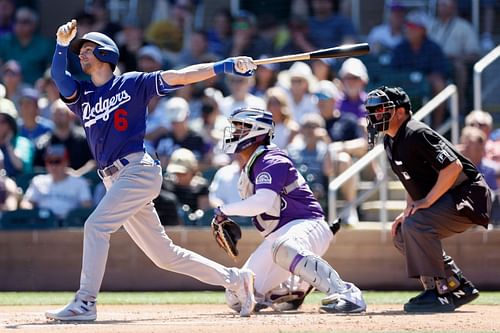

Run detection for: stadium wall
[[0, 227, 499, 291]]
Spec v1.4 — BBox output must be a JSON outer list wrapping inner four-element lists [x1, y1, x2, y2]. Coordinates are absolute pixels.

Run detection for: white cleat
[[45, 297, 97, 321], [235, 269, 256, 317]]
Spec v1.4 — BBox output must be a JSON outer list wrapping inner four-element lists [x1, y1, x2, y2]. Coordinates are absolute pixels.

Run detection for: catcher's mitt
[[211, 211, 242, 259]]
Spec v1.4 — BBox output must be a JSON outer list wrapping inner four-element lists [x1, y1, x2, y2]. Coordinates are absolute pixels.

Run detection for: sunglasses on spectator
[[16, 18, 34, 25], [233, 21, 250, 30], [46, 158, 63, 165], [471, 122, 488, 128]]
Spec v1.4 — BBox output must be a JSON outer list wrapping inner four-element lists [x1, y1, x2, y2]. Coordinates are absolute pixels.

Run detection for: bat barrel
[[309, 43, 370, 59]]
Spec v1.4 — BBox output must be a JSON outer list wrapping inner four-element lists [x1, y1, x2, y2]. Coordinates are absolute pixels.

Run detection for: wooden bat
[[254, 43, 370, 65]]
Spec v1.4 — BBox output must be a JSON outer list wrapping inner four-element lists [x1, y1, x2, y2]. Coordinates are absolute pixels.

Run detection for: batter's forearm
[[161, 63, 216, 86], [51, 44, 78, 98]]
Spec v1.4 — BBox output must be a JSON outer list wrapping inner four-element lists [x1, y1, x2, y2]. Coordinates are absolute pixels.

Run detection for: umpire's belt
[[98, 158, 129, 178]]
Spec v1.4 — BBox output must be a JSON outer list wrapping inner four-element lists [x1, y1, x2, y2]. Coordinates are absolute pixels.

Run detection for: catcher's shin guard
[[272, 238, 347, 294]]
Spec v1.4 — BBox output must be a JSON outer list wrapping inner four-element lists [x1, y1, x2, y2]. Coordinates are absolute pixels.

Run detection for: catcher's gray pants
[[76, 152, 243, 301], [393, 193, 475, 279]]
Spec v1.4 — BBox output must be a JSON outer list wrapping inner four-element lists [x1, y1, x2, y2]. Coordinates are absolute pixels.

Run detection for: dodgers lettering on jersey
[[250, 149, 324, 232], [64, 71, 179, 168]]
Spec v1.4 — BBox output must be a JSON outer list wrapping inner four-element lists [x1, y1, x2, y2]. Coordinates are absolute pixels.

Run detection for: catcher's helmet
[[223, 107, 274, 154], [365, 86, 411, 133], [70, 32, 119, 70]]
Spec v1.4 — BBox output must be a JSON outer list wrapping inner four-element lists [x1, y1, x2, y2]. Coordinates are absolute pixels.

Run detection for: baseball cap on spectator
[[45, 144, 68, 160], [0, 89, 18, 135], [338, 58, 369, 84], [2, 60, 22, 76], [315, 80, 341, 101], [388, 1, 406, 11], [405, 11, 431, 31], [20, 87, 40, 101], [165, 96, 190, 122], [233, 10, 257, 30], [138, 45, 163, 64], [166, 148, 198, 174]]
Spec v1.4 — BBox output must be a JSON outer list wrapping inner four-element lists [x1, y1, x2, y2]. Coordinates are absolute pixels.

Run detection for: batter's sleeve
[[415, 130, 458, 171]]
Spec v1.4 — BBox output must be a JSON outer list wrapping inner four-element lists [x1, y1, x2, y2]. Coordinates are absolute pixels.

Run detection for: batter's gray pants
[[393, 193, 475, 279]]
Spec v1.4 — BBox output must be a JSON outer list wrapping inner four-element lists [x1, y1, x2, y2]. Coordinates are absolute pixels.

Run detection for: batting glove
[[56, 19, 77, 46], [214, 57, 256, 77]]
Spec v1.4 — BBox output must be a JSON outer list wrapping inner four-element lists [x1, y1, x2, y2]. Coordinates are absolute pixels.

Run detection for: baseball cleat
[[404, 289, 455, 313], [320, 282, 366, 314], [451, 280, 479, 308], [236, 269, 256, 317], [45, 297, 97, 321]]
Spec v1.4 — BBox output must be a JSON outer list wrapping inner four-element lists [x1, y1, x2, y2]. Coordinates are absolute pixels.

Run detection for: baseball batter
[[45, 19, 257, 321], [216, 107, 366, 313]]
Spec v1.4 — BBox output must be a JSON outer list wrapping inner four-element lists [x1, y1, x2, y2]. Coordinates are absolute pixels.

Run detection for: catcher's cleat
[[236, 269, 256, 317], [320, 283, 366, 314], [404, 289, 455, 313], [451, 280, 479, 308], [45, 297, 97, 321]]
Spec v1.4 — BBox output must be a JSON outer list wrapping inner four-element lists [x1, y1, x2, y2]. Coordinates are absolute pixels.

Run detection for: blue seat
[[0, 209, 58, 230]]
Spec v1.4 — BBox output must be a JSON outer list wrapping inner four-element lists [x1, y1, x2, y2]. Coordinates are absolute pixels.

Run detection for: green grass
[[0, 291, 499, 306]]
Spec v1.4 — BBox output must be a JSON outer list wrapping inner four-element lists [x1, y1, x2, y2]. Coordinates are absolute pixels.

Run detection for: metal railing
[[473, 45, 500, 110], [328, 84, 459, 229]]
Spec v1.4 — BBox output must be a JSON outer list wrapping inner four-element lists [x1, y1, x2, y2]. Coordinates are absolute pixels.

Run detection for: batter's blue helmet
[[71, 32, 120, 70]]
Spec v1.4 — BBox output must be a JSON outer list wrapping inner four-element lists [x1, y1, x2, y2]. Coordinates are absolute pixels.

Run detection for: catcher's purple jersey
[[64, 71, 177, 169], [250, 149, 324, 232]]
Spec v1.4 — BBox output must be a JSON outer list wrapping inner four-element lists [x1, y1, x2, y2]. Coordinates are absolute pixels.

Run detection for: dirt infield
[[1, 304, 499, 333]]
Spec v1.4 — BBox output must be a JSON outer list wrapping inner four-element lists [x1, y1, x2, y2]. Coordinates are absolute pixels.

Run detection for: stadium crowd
[[0, 0, 498, 227]]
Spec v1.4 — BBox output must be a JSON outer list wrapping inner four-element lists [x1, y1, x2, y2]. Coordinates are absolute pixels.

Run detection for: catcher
[[211, 107, 366, 314]]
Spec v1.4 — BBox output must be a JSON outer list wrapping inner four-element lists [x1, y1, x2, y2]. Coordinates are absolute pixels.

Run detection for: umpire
[[365, 86, 492, 313]]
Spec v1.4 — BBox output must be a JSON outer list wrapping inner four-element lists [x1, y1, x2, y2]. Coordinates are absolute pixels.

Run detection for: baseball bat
[[254, 43, 370, 65]]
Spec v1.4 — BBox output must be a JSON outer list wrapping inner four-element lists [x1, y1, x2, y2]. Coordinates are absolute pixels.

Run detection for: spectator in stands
[[154, 148, 209, 225], [156, 97, 211, 168], [0, 0, 15, 37], [459, 126, 498, 191], [178, 30, 218, 67], [277, 61, 319, 122], [206, 8, 233, 58], [0, 170, 19, 212], [17, 87, 53, 143], [251, 57, 278, 98], [117, 17, 145, 73], [311, 58, 336, 82], [0, 83, 16, 116], [21, 145, 92, 220], [316, 80, 366, 225], [429, 0, 481, 113], [265, 87, 299, 150], [287, 113, 330, 208], [0, 106, 33, 177], [391, 11, 448, 127], [87, 0, 122, 40], [307, 0, 357, 50], [457, 0, 497, 52], [189, 88, 227, 151], [219, 75, 265, 117], [337, 58, 369, 122], [278, 15, 315, 59], [1, 60, 30, 110], [0, 7, 54, 85], [35, 69, 61, 121], [367, 1, 407, 54], [464, 110, 498, 164], [224, 10, 273, 59], [34, 99, 95, 176]]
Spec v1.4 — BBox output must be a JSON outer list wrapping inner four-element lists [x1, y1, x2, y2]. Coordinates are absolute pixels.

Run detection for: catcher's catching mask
[[223, 107, 274, 154]]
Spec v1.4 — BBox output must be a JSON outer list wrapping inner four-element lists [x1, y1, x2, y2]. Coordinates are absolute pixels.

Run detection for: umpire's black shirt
[[384, 117, 480, 201]]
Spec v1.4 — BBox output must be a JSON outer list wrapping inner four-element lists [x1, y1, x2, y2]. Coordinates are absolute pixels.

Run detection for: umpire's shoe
[[450, 279, 479, 308], [45, 296, 97, 321], [404, 289, 455, 313]]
